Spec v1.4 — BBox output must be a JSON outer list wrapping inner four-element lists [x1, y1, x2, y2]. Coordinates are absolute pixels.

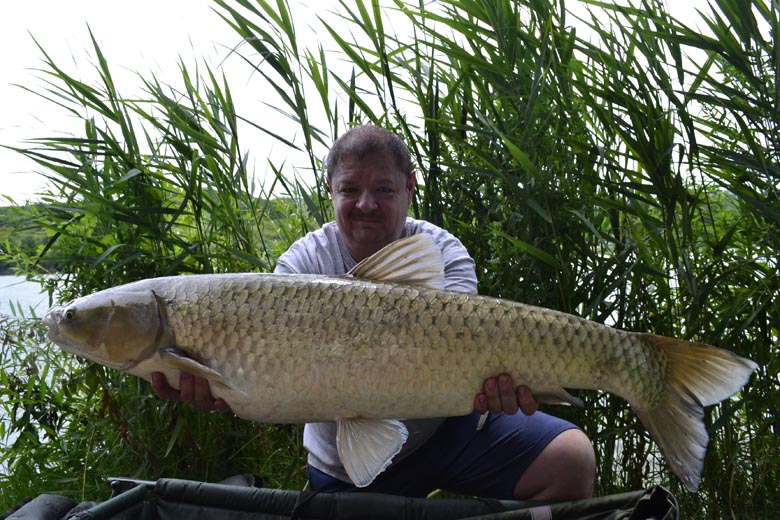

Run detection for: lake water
[[0, 276, 51, 469], [0, 275, 49, 318]]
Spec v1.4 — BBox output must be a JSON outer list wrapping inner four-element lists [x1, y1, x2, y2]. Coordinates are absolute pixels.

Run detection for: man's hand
[[151, 371, 231, 413], [474, 373, 537, 416]]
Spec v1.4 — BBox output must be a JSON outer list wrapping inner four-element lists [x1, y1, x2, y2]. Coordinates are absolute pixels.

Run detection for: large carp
[[44, 234, 756, 491]]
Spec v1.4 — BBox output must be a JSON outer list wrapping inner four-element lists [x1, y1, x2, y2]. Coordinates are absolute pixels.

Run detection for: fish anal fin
[[336, 418, 408, 487], [348, 234, 445, 290], [632, 334, 757, 492], [159, 347, 246, 396], [534, 387, 584, 408]]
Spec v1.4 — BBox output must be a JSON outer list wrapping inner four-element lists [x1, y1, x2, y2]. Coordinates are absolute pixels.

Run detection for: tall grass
[[1, 0, 777, 517], [214, 0, 779, 515], [1, 29, 315, 510]]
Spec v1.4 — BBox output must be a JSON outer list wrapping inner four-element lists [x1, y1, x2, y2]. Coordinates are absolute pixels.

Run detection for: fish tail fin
[[632, 335, 757, 492]]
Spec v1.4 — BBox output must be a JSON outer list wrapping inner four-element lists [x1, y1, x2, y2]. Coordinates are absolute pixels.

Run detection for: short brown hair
[[326, 125, 413, 180]]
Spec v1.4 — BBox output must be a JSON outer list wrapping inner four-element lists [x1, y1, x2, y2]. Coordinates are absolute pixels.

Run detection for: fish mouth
[[43, 307, 59, 326], [43, 308, 63, 343], [43, 308, 76, 352]]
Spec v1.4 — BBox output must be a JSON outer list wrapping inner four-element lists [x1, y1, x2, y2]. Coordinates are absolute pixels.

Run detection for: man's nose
[[355, 190, 378, 211]]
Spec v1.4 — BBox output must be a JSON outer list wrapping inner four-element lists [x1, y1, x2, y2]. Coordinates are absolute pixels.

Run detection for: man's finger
[[484, 377, 503, 414], [193, 375, 212, 406], [473, 393, 488, 415], [214, 398, 232, 414], [517, 385, 538, 416], [497, 374, 518, 415], [151, 372, 178, 401], [179, 371, 195, 402]]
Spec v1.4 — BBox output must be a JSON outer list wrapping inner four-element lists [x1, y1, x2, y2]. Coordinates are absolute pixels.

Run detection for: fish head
[[44, 289, 164, 370]]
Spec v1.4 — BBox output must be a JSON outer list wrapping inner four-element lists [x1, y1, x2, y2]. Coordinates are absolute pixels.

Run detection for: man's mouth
[[350, 214, 383, 223]]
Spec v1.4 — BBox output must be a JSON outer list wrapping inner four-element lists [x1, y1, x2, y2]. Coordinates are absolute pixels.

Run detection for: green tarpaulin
[[2, 478, 678, 520]]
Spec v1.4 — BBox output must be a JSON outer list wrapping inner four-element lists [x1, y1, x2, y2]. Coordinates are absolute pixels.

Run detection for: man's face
[[328, 152, 415, 262]]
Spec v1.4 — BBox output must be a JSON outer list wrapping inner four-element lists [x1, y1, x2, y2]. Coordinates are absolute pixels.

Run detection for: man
[[153, 125, 595, 501]]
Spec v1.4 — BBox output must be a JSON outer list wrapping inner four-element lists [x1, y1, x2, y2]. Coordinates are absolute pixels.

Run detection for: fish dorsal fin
[[348, 234, 445, 289], [336, 417, 408, 487]]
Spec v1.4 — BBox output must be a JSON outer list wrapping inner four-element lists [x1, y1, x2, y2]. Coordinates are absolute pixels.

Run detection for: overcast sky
[[0, 1, 709, 204], [0, 0, 343, 203]]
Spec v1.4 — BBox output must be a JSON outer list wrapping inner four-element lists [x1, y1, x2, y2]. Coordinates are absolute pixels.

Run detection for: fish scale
[[45, 233, 757, 491]]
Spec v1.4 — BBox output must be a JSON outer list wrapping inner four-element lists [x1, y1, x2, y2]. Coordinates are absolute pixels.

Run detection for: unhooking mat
[[1, 477, 678, 520]]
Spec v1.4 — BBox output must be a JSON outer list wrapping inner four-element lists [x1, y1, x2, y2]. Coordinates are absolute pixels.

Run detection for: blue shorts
[[307, 411, 577, 499]]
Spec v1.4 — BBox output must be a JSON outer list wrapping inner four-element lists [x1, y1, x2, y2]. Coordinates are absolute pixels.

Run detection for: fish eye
[[64, 308, 76, 321]]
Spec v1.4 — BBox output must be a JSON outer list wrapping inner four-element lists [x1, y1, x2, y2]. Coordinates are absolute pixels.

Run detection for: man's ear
[[407, 171, 416, 196]]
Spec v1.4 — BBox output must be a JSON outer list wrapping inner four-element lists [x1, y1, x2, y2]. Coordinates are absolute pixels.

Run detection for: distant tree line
[[0, 205, 58, 275]]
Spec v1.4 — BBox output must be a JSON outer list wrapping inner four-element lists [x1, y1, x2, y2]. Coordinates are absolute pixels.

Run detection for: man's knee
[[513, 428, 596, 501], [556, 429, 596, 494]]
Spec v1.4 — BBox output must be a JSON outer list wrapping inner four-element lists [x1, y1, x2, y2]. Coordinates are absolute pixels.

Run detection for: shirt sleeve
[[412, 220, 478, 295], [436, 240, 476, 294]]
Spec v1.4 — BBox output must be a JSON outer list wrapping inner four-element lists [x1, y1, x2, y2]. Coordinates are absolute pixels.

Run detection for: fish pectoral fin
[[335, 417, 408, 488], [347, 234, 446, 290], [158, 347, 246, 396], [534, 387, 584, 408]]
